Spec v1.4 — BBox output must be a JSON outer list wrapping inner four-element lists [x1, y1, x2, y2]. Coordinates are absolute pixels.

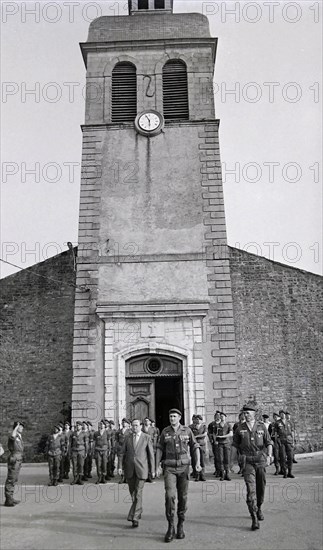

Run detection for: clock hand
[[145, 115, 151, 128]]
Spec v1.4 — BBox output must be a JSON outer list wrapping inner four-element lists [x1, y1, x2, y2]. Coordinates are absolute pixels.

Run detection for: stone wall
[[0, 251, 76, 461], [229, 247, 323, 451]]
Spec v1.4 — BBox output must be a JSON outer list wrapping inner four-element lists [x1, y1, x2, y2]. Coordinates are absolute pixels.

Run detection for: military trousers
[[71, 451, 85, 480], [84, 452, 93, 478], [48, 455, 61, 482], [60, 454, 70, 479], [212, 443, 221, 473], [279, 440, 293, 473], [273, 441, 280, 468], [5, 456, 22, 501], [243, 460, 266, 512], [95, 450, 107, 479], [127, 475, 145, 522], [164, 466, 190, 522], [218, 444, 231, 472]]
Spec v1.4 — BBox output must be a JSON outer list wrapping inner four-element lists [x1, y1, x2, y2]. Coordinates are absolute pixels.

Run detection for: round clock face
[[135, 110, 164, 136], [138, 112, 161, 132]]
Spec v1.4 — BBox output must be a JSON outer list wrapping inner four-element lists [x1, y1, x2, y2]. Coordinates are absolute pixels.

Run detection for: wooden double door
[[126, 354, 184, 430]]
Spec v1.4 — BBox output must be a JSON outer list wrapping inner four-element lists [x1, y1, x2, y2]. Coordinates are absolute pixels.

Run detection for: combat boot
[[12, 499, 20, 505], [257, 507, 264, 521], [164, 521, 175, 543], [287, 469, 295, 478], [200, 469, 206, 482], [224, 470, 231, 481], [219, 470, 224, 481], [250, 509, 260, 531], [194, 472, 200, 482], [176, 520, 185, 539], [4, 498, 16, 507]]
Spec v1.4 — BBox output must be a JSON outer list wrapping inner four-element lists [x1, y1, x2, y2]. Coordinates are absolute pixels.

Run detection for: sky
[[1, 0, 322, 278]]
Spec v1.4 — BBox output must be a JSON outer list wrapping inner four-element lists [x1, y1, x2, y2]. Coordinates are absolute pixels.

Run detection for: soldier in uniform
[[190, 415, 207, 482], [70, 420, 88, 485], [268, 412, 280, 475], [232, 403, 273, 531], [207, 411, 221, 476], [216, 411, 233, 481], [84, 421, 94, 479], [286, 411, 298, 463], [107, 419, 117, 479], [4, 421, 25, 507], [60, 421, 72, 481], [116, 418, 131, 483], [150, 419, 160, 478], [155, 408, 201, 542], [93, 420, 110, 483], [274, 410, 295, 479], [46, 424, 65, 486], [232, 412, 245, 475]]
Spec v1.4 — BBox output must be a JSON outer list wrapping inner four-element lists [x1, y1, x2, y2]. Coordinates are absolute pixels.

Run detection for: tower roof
[[87, 13, 211, 43]]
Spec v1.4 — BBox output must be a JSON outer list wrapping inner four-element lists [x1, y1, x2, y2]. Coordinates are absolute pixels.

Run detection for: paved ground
[[0, 456, 322, 550]]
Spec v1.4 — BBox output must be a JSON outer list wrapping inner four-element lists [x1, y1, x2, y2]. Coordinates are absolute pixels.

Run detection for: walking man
[[4, 421, 24, 507], [118, 419, 154, 528], [232, 403, 273, 531], [155, 408, 201, 542]]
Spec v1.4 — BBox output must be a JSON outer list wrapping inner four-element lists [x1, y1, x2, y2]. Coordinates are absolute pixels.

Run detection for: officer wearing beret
[[232, 403, 273, 531], [4, 421, 25, 507], [156, 408, 201, 542], [274, 410, 295, 479]]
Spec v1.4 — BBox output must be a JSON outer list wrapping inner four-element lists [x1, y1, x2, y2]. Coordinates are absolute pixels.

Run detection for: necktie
[[133, 434, 139, 448]]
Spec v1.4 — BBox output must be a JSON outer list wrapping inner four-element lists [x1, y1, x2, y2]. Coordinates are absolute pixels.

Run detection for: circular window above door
[[146, 358, 162, 374]]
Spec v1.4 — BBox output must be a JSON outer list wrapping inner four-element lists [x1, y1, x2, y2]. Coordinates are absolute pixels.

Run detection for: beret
[[279, 409, 285, 414], [273, 412, 279, 417], [169, 408, 182, 416], [219, 411, 227, 416], [13, 421, 25, 429], [196, 414, 203, 421], [122, 418, 130, 423], [262, 414, 269, 419], [76, 420, 82, 425], [285, 411, 290, 415], [109, 420, 115, 425], [242, 404, 257, 412]]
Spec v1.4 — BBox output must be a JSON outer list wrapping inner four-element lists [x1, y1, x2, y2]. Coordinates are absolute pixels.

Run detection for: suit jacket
[[121, 432, 154, 481]]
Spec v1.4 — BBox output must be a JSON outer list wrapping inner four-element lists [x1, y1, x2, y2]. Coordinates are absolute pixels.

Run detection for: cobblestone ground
[[0, 456, 322, 550]]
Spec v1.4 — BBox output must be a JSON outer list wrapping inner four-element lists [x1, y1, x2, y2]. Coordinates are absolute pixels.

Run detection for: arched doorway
[[126, 354, 184, 430]]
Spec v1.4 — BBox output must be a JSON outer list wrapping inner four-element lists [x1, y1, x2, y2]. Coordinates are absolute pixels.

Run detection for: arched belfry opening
[[128, 0, 173, 14], [126, 354, 184, 430]]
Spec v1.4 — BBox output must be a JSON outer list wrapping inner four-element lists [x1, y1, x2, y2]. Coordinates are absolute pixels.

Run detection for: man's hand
[[267, 456, 272, 467], [118, 468, 123, 476], [156, 466, 163, 478], [195, 464, 202, 472], [151, 472, 155, 479]]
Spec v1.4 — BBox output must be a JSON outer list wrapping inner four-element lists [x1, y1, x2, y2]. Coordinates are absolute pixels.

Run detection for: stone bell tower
[[72, 0, 238, 428]]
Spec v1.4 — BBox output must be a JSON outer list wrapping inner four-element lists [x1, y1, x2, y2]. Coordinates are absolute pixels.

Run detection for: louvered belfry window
[[162, 60, 189, 121], [111, 62, 137, 123]]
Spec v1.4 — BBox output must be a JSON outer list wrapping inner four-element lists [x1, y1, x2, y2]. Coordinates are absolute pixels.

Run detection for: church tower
[[72, 0, 238, 427]]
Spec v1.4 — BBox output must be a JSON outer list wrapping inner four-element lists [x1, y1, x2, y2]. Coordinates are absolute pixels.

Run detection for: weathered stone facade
[[0, 251, 75, 461]]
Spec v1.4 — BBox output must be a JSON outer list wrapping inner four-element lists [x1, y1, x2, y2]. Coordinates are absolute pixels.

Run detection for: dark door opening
[[155, 377, 184, 432]]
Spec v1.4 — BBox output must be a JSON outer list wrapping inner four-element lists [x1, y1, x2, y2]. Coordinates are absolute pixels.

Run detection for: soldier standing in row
[[4, 421, 24, 507], [190, 415, 207, 482], [232, 403, 273, 531], [59, 421, 72, 481], [156, 408, 201, 542], [286, 411, 298, 463], [94, 420, 110, 483], [71, 420, 88, 485], [232, 412, 245, 475], [46, 424, 65, 486], [274, 410, 295, 479], [268, 412, 280, 475], [107, 420, 117, 479], [116, 418, 131, 483], [216, 412, 233, 481], [84, 421, 94, 480], [207, 411, 221, 476]]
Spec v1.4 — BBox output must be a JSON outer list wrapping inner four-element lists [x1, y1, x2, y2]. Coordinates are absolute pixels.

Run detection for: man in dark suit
[[118, 418, 154, 528]]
